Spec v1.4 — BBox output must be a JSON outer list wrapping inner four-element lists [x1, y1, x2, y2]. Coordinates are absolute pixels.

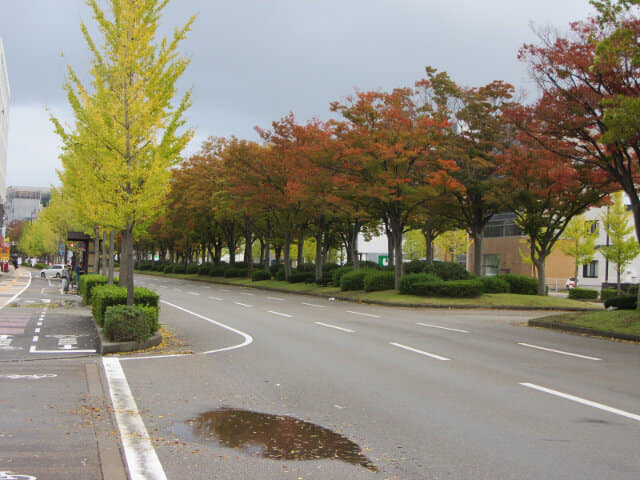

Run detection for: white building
[[6, 186, 49, 224], [578, 193, 640, 289], [0, 38, 9, 210]]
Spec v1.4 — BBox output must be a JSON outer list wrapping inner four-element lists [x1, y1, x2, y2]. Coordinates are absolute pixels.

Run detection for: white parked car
[[40, 264, 66, 279]]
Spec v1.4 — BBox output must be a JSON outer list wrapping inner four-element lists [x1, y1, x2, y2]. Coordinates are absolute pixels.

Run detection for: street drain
[[173, 407, 377, 471]]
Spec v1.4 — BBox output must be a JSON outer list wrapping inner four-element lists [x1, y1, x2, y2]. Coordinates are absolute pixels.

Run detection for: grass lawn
[[536, 310, 640, 338], [139, 271, 601, 310]]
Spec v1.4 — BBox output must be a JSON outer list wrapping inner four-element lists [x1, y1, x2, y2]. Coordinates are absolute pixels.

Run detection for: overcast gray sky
[[1, 0, 596, 188]]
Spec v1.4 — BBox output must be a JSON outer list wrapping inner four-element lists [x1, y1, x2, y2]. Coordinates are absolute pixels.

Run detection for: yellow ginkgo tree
[[51, 0, 195, 304]]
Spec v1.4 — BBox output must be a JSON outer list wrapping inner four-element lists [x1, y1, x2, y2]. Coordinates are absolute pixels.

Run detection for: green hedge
[[340, 269, 376, 291], [288, 270, 314, 283], [224, 267, 248, 278], [92, 285, 160, 327], [251, 269, 271, 281], [79, 274, 108, 304], [568, 287, 599, 300], [600, 288, 618, 303], [496, 274, 538, 295], [103, 305, 158, 342], [332, 266, 354, 287], [479, 276, 510, 294], [409, 279, 483, 298], [604, 294, 637, 310], [398, 273, 442, 295], [363, 271, 395, 292]]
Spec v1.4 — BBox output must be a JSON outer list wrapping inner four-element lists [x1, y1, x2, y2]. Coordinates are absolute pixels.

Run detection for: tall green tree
[[560, 215, 599, 282], [52, 0, 194, 304], [601, 192, 640, 294]]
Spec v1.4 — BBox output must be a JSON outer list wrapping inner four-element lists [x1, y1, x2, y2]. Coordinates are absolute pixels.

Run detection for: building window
[[483, 254, 501, 277], [583, 260, 599, 278], [588, 220, 599, 234]]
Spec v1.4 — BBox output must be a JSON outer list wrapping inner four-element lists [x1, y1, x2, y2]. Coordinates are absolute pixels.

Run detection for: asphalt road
[[1, 271, 638, 479], [114, 274, 640, 480]]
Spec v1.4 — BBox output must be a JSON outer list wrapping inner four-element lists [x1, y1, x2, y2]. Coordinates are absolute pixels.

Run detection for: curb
[[97, 327, 163, 354], [527, 319, 640, 342]]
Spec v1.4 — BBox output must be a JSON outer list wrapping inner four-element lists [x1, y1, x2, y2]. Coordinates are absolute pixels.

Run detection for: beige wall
[[469, 236, 575, 288]]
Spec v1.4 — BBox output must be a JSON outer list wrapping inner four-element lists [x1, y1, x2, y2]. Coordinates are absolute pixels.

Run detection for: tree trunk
[[471, 229, 484, 276], [297, 234, 304, 267], [315, 231, 324, 281], [283, 235, 292, 280], [120, 225, 134, 305], [101, 231, 107, 275], [93, 226, 100, 274], [424, 230, 435, 262], [617, 267, 622, 296], [387, 232, 395, 268], [534, 257, 547, 296], [244, 232, 253, 267], [108, 231, 115, 285]]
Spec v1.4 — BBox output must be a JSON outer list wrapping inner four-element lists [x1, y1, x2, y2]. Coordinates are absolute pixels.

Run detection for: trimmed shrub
[[163, 264, 174, 273], [79, 274, 108, 305], [479, 276, 510, 294], [605, 294, 637, 310], [363, 271, 395, 292], [398, 273, 441, 295], [430, 279, 484, 298], [496, 274, 538, 295], [173, 264, 187, 274], [251, 269, 271, 281], [224, 267, 248, 278], [359, 260, 381, 270], [568, 288, 599, 300], [408, 280, 442, 296], [340, 269, 376, 291], [424, 261, 470, 281], [103, 305, 158, 343], [403, 260, 429, 275], [33, 262, 48, 269], [332, 266, 354, 287], [275, 269, 286, 281], [296, 263, 315, 272], [600, 288, 618, 303], [92, 285, 160, 327], [288, 270, 314, 283], [208, 265, 227, 276], [186, 264, 199, 274]]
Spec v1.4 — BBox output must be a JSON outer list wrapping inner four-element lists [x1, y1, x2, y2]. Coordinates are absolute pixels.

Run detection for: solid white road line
[[517, 343, 601, 361], [158, 300, 253, 356], [346, 310, 380, 318], [417, 322, 469, 334], [268, 311, 293, 318], [103, 357, 168, 480], [315, 322, 355, 333], [390, 342, 451, 361], [520, 382, 640, 423]]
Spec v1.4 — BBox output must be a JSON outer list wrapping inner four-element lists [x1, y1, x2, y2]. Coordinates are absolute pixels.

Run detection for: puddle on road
[[172, 407, 377, 472]]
